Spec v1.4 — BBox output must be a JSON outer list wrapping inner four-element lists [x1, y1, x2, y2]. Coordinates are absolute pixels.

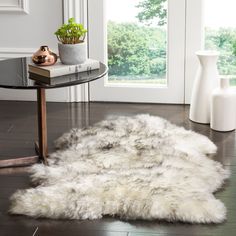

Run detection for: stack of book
[[28, 59, 100, 84]]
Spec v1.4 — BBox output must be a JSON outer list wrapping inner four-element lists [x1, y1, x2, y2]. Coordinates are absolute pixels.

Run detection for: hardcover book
[[28, 59, 100, 78], [29, 69, 97, 85]]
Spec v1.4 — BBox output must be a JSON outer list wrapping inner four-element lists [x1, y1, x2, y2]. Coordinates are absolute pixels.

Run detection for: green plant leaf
[[54, 17, 87, 44]]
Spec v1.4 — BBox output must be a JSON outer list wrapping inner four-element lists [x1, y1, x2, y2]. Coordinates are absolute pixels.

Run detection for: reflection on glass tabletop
[[0, 57, 108, 89]]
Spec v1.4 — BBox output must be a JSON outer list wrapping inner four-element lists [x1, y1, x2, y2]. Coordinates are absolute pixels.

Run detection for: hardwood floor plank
[[0, 101, 236, 236], [128, 233, 211, 236], [36, 228, 128, 236], [0, 225, 37, 236]]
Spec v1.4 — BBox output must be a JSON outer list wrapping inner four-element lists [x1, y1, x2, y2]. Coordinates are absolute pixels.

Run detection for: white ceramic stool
[[211, 78, 236, 132]]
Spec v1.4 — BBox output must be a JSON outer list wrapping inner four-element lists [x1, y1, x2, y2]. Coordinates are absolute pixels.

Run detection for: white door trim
[[184, 0, 203, 104], [63, 0, 89, 102]]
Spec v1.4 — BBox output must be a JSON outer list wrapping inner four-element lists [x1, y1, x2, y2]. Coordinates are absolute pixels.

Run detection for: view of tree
[[108, 21, 166, 78], [136, 0, 167, 26], [205, 28, 236, 76]]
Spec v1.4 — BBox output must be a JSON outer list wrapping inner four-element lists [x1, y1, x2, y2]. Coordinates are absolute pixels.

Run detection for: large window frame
[[88, 0, 189, 103]]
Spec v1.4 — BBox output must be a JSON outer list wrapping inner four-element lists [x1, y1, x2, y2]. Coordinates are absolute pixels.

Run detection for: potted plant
[[55, 18, 88, 65]]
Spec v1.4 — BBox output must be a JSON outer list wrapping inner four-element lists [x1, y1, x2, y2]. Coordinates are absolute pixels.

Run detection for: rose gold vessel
[[32, 46, 58, 66]]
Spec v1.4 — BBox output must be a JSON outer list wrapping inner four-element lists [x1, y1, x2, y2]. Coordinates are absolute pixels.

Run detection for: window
[[88, 0, 185, 103], [107, 0, 167, 86]]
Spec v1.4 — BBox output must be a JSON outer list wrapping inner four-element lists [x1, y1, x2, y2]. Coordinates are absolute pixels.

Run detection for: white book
[[28, 59, 100, 78]]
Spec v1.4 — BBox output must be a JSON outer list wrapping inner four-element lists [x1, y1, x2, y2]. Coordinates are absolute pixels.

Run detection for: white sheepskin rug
[[9, 114, 229, 223]]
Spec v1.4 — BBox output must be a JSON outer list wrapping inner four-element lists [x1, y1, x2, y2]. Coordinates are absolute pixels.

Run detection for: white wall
[[0, 0, 71, 102], [0, 0, 61, 48]]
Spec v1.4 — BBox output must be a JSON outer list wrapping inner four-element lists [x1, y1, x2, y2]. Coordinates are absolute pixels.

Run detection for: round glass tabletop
[[0, 57, 108, 89]]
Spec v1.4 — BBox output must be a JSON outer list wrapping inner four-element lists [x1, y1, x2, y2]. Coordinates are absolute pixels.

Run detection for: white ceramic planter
[[189, 51, 220, 124], [211, 78, 236, 132], [58, 42, 87, 65]]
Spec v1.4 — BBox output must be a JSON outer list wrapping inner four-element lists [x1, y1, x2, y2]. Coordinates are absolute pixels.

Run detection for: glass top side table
[[0, 57, 108, 168]]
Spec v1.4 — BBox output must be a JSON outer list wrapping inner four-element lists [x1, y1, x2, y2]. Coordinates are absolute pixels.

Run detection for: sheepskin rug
[[9, 114, 229, 223]]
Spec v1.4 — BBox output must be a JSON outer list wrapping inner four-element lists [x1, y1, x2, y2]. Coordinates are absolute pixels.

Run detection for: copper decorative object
[[32, 46, 58, 66]]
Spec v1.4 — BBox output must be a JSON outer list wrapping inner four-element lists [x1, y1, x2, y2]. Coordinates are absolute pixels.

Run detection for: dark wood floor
[[0, 101, 236, 236]]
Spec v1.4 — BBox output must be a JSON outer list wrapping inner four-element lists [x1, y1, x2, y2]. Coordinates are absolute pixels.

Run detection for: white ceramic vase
[[189, 51, 220, 124], [210, 78, 236, 132], [58, 42, 87, 65]]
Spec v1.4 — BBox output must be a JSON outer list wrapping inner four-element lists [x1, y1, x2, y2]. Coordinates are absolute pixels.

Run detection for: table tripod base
[[0, 156, 39, 168], [0, 88, 49, 169], [0, 141, 48, 168]]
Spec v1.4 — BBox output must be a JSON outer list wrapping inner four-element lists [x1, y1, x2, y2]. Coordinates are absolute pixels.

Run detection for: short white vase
[[189, 51, 220, 124], [211, 78, 236, 132]]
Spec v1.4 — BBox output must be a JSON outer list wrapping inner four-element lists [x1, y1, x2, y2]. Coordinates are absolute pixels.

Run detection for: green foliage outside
[[205, 28, 236, 83], [136, 0, 167, 26], [108, 21, 166, 81], [108, 0, 167, 83], [107, 0, 236, 86]]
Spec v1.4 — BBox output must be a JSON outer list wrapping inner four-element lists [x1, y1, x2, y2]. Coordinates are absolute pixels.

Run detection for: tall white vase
[[189, 51, 220, 124]]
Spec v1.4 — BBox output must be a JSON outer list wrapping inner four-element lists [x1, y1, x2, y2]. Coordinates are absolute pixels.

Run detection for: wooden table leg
[[37, 88, 48, 165], [0, 88, 48, 168]]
